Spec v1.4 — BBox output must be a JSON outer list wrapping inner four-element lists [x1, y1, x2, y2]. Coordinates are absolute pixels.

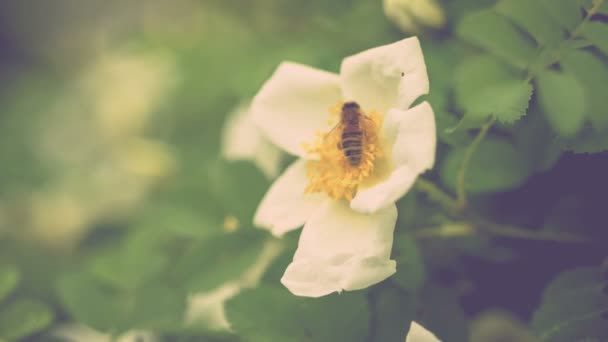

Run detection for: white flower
[[406, 321, 441, 342], [251, 37, 436, 297], [221, 102, 283, 179], [383, 0, 446, 34]]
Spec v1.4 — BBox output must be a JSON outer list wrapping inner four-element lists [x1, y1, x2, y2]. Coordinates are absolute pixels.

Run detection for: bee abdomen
[[341, 131, 363, 166]]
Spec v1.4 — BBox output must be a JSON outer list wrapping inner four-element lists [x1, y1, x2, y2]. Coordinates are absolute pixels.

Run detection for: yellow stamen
[[303, 102, 383, 201]]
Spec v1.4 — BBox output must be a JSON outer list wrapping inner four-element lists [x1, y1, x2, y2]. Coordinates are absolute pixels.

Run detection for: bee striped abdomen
[[341, 131, 363, 166]]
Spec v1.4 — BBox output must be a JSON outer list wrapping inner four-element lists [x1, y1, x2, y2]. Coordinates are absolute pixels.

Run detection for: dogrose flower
[[406, 321, 441, 342], [251, 37, 436, 297], [383, 0, 446, 34], [221, 102, 283, 179]]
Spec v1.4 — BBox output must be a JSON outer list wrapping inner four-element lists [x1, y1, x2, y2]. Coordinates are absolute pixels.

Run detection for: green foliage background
[[0, 0, 607, 341]]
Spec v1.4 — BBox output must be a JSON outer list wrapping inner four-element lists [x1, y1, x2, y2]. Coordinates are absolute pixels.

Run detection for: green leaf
[[496, 0, 564, 47], [172, 231, 266, 293], [418, 285, 469, 342], [581, 22, 608, 56], [391, 234, 426, 292], [440, 137, 531, 193], [371, 288, 416, 342], [531, 267, 608, 341], [561, 49, 608, 130], [457, 9, 537, 69], [91, 246, 169, 291], [536, 70, 586, 137], [0, 265, 19, 303], [208, 160, 270, 224], [226, 286, 369, 342], [559, 125, 608, 153], [539, 0, 583, 31], [57, 272, 130, 331], [0, 298, 53, 341], [512, 113, 562, 172], [453, 55, 532, 126], [57, 271, 185, 333]]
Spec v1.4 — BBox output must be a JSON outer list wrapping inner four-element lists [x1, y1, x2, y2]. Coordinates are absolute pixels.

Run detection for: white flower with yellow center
[[251, 37, 436, 297]]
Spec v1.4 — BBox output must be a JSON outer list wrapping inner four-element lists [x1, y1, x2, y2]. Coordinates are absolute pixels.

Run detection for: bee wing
[[324, 123, 343, 149]]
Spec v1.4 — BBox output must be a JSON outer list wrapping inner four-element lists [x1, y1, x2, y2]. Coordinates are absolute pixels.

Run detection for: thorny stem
[[456, 116, 497, 211]]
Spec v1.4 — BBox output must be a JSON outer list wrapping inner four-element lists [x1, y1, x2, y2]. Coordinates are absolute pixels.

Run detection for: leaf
[[581, 22, 608, 56], [208, 160, 270, 223], [172, 230, 266, 293], [0, 298, 53, 341], [536, 70, 586, 137], [225, 286, 369, 342], [539, 0, 583, 31], [559, 125, 608, 153], [371, 288, 416, 342], [0, 265, 19, 303], [57, 271, 186, 333], [57, 272, 130, 332], [453, 55, 532, 126], [418, 285, 469, 342], [391, 234, 426, 292], [457, 9, 537, 69], [496, 0, 564, 47], [561, 49, 608, 130], [511, 112, 563, 172], [440, 137, 531, 193], [91, 246, 169, 291], [531, 267, 608, 341]]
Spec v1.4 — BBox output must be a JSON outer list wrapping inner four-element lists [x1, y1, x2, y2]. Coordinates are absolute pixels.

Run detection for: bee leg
[[337, 141, 342, 150]]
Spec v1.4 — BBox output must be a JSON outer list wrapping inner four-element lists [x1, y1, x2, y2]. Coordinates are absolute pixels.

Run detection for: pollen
[[303, 102, 383, 201]]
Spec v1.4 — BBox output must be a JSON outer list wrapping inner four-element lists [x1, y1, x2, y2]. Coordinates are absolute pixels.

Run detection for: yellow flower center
[[303, 101, 383, 201]]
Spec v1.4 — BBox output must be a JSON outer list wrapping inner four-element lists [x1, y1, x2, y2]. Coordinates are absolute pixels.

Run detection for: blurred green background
[[1, 0, 607, 341]]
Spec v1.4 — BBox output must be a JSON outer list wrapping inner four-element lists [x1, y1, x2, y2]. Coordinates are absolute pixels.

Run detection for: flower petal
[[350, 165, 418, 214], [281, 201, 397, 297], [350, 101, 436, 214], [221, 103, 283, 179], [406, 321, 441, 342], [389, 101, 436, 171], [251, 62, 342, 157], [254, 159, 327, 236], [340, 37, 429, 113]]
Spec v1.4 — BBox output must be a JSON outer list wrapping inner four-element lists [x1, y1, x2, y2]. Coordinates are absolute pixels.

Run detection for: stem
[[570, 0, 605, 39], [473, 217, 593, 244], [456, 116, 497, 211], [414, 178, 458, 212], [413, 220, 593, 244]]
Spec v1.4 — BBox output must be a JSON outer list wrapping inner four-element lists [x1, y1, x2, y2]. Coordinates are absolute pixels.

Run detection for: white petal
[[406, 321, 441, 342], [340, 37, 429, 113], [389, 101, 436, 171], [281, 201, 397, 297], [221, 103, 283, 179], [351, 165, 418, 214], [251, 62, 342, 157], [254, 159, 327, 236], [350, 102, 436, 214]]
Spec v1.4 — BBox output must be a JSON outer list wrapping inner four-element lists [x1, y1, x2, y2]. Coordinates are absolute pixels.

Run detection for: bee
[[329, 101, 372, 167]]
